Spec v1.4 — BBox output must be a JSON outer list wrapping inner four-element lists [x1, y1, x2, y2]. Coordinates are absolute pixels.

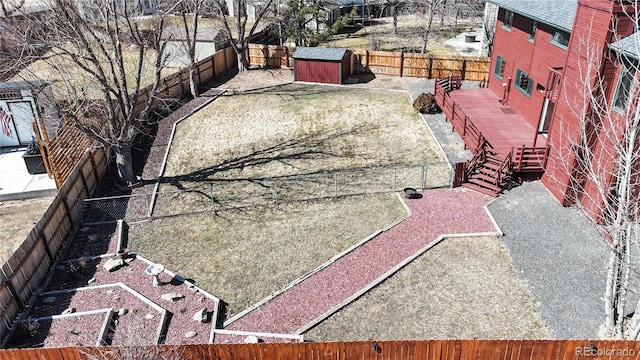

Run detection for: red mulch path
[[218, 188, 496, 341]]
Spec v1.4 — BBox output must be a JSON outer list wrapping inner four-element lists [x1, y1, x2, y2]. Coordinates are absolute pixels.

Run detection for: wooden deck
[[448, 88, 547, 151], [434, 80, 549, 174]]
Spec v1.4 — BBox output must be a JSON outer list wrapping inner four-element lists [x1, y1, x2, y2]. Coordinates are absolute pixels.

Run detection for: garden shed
[[292, 47, 351, 85]]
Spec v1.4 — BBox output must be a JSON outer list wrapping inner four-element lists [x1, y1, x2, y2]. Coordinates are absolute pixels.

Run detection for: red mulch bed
[[218, 189, 496, 341]]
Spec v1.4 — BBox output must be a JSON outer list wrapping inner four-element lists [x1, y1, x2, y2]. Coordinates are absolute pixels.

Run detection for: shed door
[[8, 101, 36, 145], [0, 107, 20, 147]]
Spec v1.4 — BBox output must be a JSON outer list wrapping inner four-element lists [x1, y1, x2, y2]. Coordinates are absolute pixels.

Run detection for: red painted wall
[[541, 0, 638, 215], [488, 9, 569, 131], [295, 59, 342, 84]]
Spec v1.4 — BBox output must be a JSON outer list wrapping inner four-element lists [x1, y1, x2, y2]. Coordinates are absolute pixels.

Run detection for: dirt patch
[[0, 198, 52, 264]]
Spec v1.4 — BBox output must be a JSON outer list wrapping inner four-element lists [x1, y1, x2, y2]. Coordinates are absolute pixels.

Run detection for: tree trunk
[[115, 143, 136, 186], [392, 6, 397, 35], [189, 66, 199, 98], [237, 50, 248, 72]]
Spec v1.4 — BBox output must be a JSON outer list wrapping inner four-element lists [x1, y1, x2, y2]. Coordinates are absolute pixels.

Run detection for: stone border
[[41, 283, 168, 345], [223, 192, 413, 328], [212, 329, 303, 343], [134, 254, 221, 344], [23, 308, 113, 347]]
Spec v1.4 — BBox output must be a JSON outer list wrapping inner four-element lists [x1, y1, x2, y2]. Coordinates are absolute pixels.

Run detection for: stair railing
[[465, 138, 489, 178], [495, 148, 514, 187]]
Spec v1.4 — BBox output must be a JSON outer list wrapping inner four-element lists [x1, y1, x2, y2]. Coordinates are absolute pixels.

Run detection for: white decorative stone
[[145, 314, 155, 320], [118, 308, 129, 316], [184, 331, 197, 338], [88, 277, 96, 284], [62, 307, 76, 315], [161, 293, 184, 302], [106, 289, 116, 295], [244, 335, 259, 344], [192, 308, 209, 323], [103, 258, 124, 272], [187, 284, 198, 293]]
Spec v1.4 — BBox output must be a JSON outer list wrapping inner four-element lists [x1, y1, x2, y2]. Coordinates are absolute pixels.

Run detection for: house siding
[[489, 10, 568, 130], [541, 0, 638, 217]]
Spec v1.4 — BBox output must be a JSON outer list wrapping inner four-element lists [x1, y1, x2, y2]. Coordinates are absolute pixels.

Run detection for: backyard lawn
[[130, 82, 448, 319], [155, 84, 448, 214], [129, 193, 407, 317], [304, 237, 551, 340]]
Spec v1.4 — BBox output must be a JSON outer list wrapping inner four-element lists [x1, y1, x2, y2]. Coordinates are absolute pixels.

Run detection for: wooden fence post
[[4, 279, 24, 310], [428, 57, 433, 79], [461, 58, 467, 80], [399, 52, 404, 77], [37, 229, 54, 264]]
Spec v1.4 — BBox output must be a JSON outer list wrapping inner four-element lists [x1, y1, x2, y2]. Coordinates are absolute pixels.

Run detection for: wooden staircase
[[462, 143, 514, 196]]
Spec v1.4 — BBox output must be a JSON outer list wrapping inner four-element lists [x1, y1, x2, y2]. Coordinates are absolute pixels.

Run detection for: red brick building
[[436, 0, 640, 220]]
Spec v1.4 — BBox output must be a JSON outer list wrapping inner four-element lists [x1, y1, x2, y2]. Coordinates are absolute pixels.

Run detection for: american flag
[[1, 108, 12, 138]]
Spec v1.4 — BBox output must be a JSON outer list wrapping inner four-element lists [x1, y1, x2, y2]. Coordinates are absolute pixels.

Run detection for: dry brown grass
[[156, 84, 447, 215], [321, 15, 477, 54], [12, 48, 177, 100], [0, 198, 52, 264], [129, 193, 407, 317], [304, 237, 551, 340]]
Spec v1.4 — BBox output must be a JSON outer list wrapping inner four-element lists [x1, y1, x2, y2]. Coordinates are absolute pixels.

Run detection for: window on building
[[494, 56, 506, 79], [515, 69, 533, 97], [550, 28, 570, 48], [613, 59, 638, 113], [529, 21, 537, 42], [502, 10, 514, 31]]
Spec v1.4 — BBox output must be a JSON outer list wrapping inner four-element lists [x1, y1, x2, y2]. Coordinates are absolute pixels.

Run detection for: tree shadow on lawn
[[161, 125, 378, 189]]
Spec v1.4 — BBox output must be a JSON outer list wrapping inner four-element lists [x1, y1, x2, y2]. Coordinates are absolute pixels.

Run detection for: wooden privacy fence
[[42, 46, 238, 188], [0, 147, 109, 344], [2, 340, 640, 359], [246, 44, 490, 81], [0, 47, 240, 344]]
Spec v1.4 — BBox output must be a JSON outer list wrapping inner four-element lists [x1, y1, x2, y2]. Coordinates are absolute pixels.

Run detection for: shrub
[[413, 93, 441, 114]]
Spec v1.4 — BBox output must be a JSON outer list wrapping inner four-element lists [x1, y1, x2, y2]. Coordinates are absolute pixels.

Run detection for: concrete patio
[[0, 147, 57, 201]]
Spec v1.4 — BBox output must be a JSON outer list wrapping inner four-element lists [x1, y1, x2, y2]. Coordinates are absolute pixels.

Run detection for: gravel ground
[[488, 181, 607, 339], [6, 223, 220, 348], [219, 188, 497, 341]]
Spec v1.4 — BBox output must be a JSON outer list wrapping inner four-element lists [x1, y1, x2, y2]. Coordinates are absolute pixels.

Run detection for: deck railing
[[434, 79, 549, 173], [435, 78, 485, 153], [512, 145, 550, 172]]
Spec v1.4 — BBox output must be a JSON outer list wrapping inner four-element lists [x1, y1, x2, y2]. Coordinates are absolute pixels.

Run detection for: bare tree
[[13, 0, 175, 186], [417, 0, 444, 54], [546, 7, 640, 339], [177, 0, 218, 97], [215, 0, 275, 71]]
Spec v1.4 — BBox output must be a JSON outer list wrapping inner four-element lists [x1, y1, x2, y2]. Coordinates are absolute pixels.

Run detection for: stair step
[[471, 173, 500, 184], [462, 182, 500, 196]]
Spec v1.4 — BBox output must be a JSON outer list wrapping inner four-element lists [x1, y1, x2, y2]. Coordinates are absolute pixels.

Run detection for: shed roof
[[292, 47, 348, 61], [486, 0, 577, 32], [0, 80, 49, 92], [610, 32, 640, 60]]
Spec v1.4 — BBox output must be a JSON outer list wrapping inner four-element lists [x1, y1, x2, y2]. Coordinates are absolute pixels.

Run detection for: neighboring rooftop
[[292, 47, 348, 61], [486, 0, 577, 32], [610, 32, 640, 60]]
